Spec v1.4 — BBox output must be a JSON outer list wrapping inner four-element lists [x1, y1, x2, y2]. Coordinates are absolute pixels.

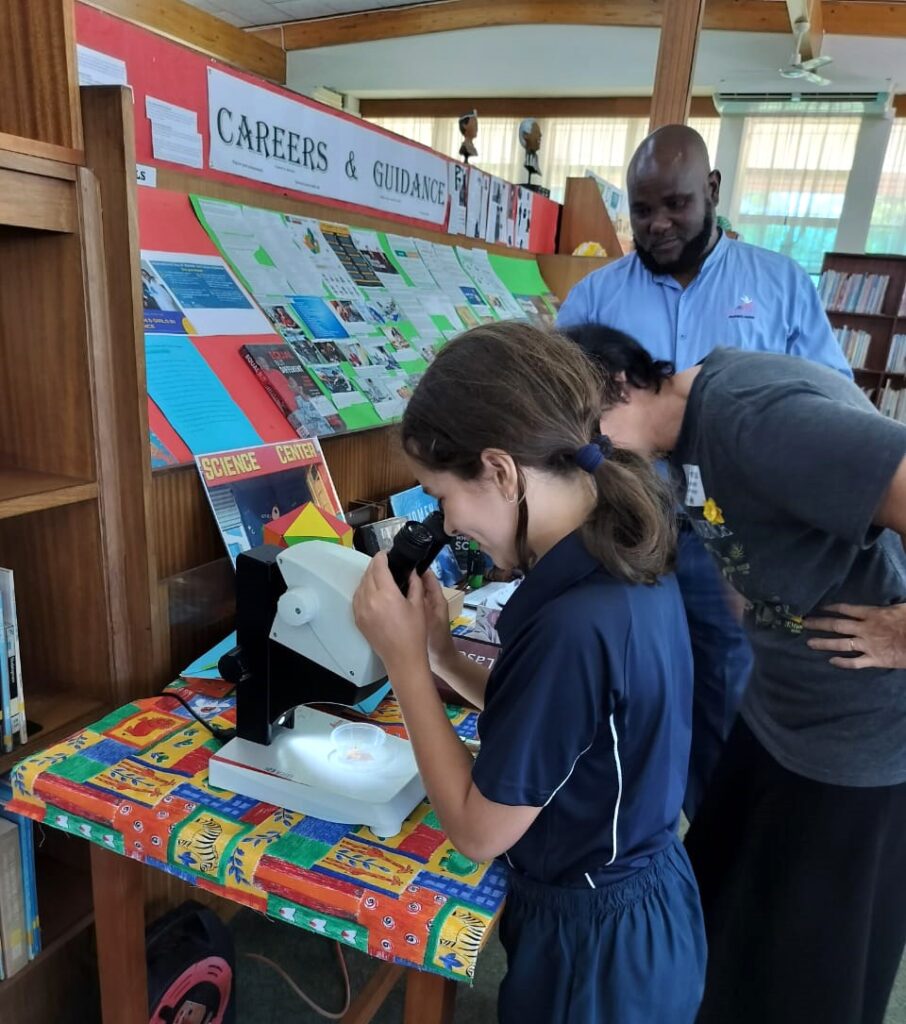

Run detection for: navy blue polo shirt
[[471, 531, 693, 886]]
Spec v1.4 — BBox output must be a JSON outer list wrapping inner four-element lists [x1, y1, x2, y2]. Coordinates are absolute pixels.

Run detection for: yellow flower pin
[[703, 498, 724, 525]]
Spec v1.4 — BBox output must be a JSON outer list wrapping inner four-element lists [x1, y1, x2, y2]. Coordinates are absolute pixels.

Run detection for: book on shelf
[[900, 289, 906, 318], [0, 779, 40, 962], [832, 325, 872, 369], [819, 270, 890, 315], [0, 568, 26, 754], [0, 817, 28, 978], [878, 380, 906, 424], [887, 334, 906, 374]]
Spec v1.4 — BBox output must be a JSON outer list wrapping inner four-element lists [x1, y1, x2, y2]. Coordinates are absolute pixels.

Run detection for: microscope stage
[[208, 706, 425, 838]]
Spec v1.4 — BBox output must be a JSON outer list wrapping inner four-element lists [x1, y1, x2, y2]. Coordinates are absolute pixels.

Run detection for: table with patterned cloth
[[5, 676, 507, 984]]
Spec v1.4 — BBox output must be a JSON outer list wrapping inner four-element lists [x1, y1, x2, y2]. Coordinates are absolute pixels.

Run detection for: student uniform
[[471, 531, 706, 1024]]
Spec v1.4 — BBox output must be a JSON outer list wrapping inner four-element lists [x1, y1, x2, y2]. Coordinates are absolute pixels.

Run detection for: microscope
[[208, 513, 449, 838]]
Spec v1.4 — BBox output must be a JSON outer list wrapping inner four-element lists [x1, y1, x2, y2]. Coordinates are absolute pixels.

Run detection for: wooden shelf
[[826, 310, 895, 320], [0, 852, 94, 994], [0, 694, 108, 774], [0, 470, 97, 520]]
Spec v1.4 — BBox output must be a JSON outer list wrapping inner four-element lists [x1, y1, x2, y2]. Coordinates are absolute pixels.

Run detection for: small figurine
[[519, 118, 543, 186], [458, 110, 478, 163]]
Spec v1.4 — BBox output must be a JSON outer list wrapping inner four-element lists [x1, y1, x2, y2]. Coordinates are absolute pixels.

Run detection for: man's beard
[[634, 206, 715, 276]]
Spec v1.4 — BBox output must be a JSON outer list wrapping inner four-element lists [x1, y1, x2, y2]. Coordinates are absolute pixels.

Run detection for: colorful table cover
[[6, 678, 506, 982]]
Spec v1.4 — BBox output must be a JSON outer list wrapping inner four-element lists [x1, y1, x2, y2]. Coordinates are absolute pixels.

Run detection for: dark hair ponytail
[[585, 448, 676, 584], [401, 322, 675, 584]]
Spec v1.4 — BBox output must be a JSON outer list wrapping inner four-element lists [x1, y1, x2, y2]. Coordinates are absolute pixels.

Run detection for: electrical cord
[[157, 690, 237, 743], [243, 942, 352, 1020]]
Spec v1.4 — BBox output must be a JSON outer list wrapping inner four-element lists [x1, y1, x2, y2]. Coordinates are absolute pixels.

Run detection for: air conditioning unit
[[712, 89, 892, 117]]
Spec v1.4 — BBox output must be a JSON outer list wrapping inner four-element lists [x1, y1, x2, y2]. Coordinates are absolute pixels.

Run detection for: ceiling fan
[[779, 17, 833, 85]]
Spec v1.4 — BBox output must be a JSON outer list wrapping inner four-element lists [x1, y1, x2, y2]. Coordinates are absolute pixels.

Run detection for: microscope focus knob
[[277, 587, 319, 627]]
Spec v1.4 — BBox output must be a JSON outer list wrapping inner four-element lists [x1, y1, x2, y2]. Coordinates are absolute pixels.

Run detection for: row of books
[[819, 270, 890, 314], [833, 326, 872, 369], [0, 568, 25, 755], [887, 334, 906, 373], [878, 381, 906, 423], [0, 779, 40, 979]]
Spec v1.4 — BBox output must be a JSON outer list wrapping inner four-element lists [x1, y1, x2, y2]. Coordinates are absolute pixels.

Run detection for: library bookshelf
[[819, 252, 906, 422]]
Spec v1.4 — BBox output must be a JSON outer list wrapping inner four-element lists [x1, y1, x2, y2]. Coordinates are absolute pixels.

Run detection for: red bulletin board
[[138, 187, 298, 449], [75, 3, 559, 252]]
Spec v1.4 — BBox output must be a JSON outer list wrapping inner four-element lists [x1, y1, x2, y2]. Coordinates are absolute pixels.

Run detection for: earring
[[505, 492, 517, 505]]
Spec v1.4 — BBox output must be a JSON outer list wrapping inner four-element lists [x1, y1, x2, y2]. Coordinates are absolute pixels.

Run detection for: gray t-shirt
[[672, 347, 906, 787]]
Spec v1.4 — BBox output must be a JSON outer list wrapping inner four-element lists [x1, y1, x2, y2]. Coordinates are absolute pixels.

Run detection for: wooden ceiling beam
[[253, 0, 906, 50], [649, 0, 705, 130], [359, 96, 720, 119], [80, 0, 286, 82]]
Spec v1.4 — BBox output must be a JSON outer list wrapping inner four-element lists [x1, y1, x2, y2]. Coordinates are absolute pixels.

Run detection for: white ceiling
[[185, 0, 434, 27], [284, 25, 906, 98], [179, 1, 906, 98]]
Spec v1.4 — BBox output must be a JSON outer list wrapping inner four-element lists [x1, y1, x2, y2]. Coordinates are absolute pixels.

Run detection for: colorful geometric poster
[[195, 439, 344, 564]]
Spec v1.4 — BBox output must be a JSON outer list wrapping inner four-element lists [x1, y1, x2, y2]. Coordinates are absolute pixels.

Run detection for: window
[[367, 115, 723, 204], [729, 117, 860, 274], [867, 120, 906, 255]]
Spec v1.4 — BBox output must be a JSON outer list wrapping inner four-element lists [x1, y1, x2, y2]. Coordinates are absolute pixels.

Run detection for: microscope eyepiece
[[387, 511, 449, 594]]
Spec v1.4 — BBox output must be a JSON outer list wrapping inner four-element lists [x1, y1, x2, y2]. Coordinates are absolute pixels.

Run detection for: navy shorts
[[497, 840, 706, 1024]]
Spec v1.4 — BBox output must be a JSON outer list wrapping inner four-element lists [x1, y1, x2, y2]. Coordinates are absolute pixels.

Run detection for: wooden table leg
[[342, 962, 404, 1024], [90, 845, 148, 1024], [403, 968, 458, 1024]]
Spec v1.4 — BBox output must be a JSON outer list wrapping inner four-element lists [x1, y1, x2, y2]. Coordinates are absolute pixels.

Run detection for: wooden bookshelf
[[0, 4, 155, 1020], [819, 252, 906, 419]]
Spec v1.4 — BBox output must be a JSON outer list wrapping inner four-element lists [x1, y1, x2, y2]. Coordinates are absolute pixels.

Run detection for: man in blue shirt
[[558, 124, 851, 818]]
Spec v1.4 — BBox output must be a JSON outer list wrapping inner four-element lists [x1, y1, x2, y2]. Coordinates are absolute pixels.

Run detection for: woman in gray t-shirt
[[569, 326, 906, 1024]]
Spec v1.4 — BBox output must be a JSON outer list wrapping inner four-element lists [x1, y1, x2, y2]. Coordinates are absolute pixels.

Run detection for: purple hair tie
[[575, 435, 614, 474]]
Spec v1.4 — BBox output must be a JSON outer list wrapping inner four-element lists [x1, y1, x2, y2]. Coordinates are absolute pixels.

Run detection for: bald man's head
[[627, 124, 721, 279]]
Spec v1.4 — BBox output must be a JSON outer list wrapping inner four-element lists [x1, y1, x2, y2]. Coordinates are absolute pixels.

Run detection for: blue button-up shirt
[[557, 233, 852, 376]]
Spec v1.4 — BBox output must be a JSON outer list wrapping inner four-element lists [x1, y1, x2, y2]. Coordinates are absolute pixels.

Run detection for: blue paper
[[150, 260, 253, 310], [145, 335, 261, 455], [289, 295, 350, 340], [181, 633, 237, 679]]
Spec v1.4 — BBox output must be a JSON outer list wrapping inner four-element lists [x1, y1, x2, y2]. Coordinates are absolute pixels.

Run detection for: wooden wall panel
[[0, 0, 83, 152], [80, 88, 161, 698], [557, 177, 624, 258], [538, 253, 613, 302]]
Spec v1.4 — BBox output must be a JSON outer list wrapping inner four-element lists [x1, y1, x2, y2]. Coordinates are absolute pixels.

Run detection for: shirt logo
[[728, 294, 756, 320]]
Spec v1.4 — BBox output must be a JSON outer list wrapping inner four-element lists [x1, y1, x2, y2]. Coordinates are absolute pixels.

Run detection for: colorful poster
[[447, 163, 468, 236], [142, 251, 273, 335], [141, 259, 189, 334], [195, 439, 345, 564]]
